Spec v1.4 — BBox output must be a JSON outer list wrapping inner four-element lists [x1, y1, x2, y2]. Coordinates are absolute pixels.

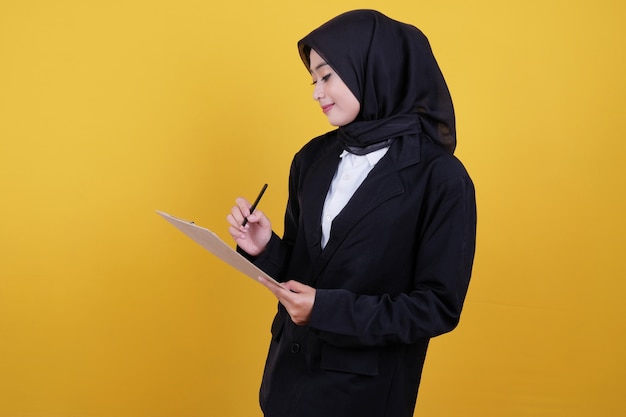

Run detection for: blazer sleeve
[[308, 172, 477, 348], [237, 155, 301, 281]]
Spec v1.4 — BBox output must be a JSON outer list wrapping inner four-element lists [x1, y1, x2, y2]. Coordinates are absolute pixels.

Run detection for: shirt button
[[290, 343, 301, 354]]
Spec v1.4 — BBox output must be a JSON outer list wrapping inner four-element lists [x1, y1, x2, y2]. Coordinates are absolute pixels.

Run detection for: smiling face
[[309, 49, 360, 127]]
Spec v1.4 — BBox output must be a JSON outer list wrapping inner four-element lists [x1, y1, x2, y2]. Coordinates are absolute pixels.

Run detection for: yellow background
[[1, 0, 625, 416]]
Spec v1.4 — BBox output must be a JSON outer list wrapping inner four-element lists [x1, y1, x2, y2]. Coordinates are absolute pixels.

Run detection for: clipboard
[[156, 211, 285, 289]]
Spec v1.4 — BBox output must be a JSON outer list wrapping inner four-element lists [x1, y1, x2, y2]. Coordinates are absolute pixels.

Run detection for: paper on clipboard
[[156, 211, 285, 289]]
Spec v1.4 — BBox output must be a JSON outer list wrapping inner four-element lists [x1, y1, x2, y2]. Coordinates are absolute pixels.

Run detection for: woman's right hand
[[226, 197, 272, 257]]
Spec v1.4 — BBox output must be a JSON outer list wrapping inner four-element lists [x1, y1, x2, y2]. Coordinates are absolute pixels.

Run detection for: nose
[[312, 82, 325, 101]]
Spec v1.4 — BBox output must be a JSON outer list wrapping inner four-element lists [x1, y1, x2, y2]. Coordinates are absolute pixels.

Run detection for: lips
[[321, 104, 334, 114]]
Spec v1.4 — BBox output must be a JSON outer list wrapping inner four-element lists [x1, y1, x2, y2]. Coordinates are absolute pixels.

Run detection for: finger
[[261, 276, 293, 296], [226, 213, 242, 230], [283, 280, 308, 293], [247, 209, 270, 228], [229, 205, 247, 227], [258, 276, 283, 298], [226, 214, 247, 241], [235, 197, 252, 217], [228, 224, 245, 240]]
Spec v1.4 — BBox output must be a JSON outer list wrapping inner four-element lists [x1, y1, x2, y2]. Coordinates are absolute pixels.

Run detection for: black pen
[[242, 183, 268, 226]]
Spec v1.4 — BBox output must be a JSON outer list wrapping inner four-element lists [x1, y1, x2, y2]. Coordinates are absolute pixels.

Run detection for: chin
[[328, 118, 349, 127]]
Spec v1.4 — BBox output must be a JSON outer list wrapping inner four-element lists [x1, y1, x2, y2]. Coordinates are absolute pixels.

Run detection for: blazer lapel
[[301, 141, 343, 256], [310, 137, 422, 282]]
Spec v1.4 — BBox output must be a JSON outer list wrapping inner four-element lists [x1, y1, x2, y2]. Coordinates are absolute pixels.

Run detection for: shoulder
[[420, 137, 473, 187], [295, 129, 339, 157], [391, 135, 472, 187], [292, 130, 340, 167]]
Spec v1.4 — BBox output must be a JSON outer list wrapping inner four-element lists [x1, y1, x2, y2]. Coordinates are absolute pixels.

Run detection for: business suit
[[250, 130, 477, 417]]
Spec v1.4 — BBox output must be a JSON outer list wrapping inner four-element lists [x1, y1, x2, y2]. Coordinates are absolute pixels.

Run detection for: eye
[[311, 73, 332, 86]]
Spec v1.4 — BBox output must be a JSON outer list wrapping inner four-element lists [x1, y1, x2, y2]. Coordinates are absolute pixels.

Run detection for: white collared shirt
[[321, 147, 389, 248]]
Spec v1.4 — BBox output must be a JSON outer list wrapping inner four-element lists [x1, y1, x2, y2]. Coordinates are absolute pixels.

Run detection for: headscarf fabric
[[298, 9, 456, 154]]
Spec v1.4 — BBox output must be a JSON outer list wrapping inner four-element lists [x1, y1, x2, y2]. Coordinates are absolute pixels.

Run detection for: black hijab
[[298, 9, 456, 155]]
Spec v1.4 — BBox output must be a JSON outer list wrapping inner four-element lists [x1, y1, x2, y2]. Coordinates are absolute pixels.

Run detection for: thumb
[[283, 280, 307, 293], [247, 209, 264, 224]]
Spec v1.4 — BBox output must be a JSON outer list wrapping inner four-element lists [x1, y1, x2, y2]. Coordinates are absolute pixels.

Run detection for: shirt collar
[[340, 146, 389, 167]]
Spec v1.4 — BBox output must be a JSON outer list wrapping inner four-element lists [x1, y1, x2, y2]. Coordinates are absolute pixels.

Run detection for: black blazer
[[250, 131, 476, 417]]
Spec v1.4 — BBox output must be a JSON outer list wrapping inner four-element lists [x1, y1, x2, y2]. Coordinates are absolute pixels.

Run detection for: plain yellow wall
[[1, 1, 625, 416]]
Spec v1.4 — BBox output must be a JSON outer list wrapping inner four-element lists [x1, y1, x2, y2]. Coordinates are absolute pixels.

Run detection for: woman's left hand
[[258, 277, 315, 326]]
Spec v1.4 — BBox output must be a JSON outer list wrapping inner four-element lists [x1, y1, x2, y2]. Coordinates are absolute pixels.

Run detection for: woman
[[227, 9, 476, 417]]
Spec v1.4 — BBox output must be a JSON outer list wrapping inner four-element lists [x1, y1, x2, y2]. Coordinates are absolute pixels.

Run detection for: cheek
[[348, 96, 360, 118], [332, 100, 360, 126], [343, 93, 360, 122], [326, 81, 361, 126]]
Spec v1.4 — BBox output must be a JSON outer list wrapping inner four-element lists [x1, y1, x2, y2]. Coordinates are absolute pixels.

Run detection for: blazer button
[[290, 342, 300, 353]]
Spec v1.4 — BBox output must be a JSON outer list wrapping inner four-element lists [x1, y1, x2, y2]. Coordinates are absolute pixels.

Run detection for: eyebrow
[[309, 62, 329, 73]]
